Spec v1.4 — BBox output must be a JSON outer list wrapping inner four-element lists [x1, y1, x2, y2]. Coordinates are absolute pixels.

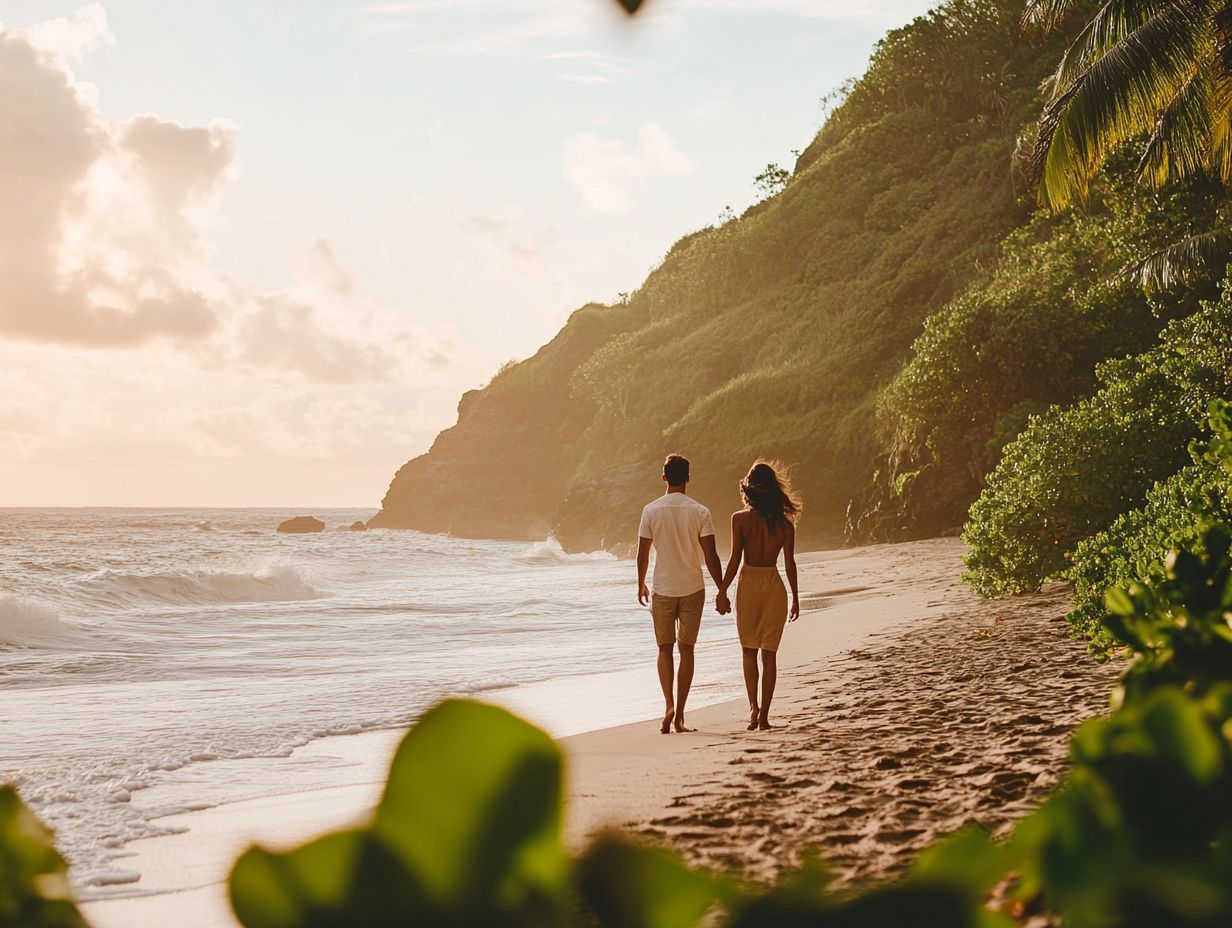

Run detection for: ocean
[[0, 508, 746, 894]]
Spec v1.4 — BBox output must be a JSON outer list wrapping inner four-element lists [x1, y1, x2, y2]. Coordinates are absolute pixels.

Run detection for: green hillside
[[373, 0, 1088, 549]]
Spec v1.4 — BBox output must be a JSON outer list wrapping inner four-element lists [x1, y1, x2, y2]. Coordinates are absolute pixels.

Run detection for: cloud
[[355, 0, 594, 54], [225, 240, 458, 385], [0, 14, 453, 384], [458, 207, 579, 326], [7, 3, 113, 60], [0, 29, 223, 346], [561, 121, 693, 213], [443, 15, 588, 54], [0, 8, 495, 507], [560, 73, 613, 85]]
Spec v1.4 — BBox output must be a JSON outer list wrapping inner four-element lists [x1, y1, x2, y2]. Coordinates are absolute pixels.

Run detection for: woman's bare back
[[733, 509, 790, 567]]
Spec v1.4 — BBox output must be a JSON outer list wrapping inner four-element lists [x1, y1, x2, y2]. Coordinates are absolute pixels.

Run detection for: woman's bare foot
[[757, 716, 782, 731], [661, 705, 674, 734], [674, 713, 696, 733], [747, 705, 759, 731]]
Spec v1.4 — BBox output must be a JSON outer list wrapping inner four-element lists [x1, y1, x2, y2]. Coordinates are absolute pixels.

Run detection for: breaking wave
[[74, 564, 326, 608], [0, 594, 89, 648], [513, 537, 616, 566]]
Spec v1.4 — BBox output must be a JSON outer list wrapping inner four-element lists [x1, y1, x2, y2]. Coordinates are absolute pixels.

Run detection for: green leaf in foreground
[[577, 833, 722, 928], [0, 786, 87, 928], [375, 699, 568, 915], [230, 699, 569, 928], [231, 830, 431, 928]]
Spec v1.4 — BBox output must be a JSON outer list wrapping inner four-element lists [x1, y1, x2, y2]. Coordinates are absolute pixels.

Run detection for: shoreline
[[80, 538, 1110, 927]]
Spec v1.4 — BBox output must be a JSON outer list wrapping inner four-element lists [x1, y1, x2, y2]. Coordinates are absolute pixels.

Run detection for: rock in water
[[349, 521, 367, 532], [277, 516, 325, 534]]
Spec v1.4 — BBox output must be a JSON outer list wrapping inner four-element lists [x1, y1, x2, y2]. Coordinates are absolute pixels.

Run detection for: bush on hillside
[[962, 291, 1232, 596], [881, 173, 1221, 487], [1066, 402, 1232, 648]]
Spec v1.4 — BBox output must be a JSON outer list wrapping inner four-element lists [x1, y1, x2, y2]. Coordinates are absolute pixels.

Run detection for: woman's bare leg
[[742, 647, 759, 730], [757, 650, 778, 729]]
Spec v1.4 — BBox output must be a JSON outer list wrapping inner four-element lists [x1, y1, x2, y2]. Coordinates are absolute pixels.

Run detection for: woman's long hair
[[740, 461, 801, 530]]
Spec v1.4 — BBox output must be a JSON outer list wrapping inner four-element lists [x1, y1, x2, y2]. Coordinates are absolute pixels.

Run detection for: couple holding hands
[[636, 454, 801, 734]]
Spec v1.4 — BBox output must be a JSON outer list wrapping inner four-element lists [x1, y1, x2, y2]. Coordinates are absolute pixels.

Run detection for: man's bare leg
[[674, 643, 696, 732], [742, 647, 760, 730], [757, 650, 779, 730], [658, 643, 675, 733]]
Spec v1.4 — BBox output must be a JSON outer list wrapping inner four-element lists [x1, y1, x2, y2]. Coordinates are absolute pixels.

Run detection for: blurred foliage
[[229, 700, 569, 928], [961, 289, 1232, 597], [0, 786, 86, 928], [1006, 516, 1232, 927]]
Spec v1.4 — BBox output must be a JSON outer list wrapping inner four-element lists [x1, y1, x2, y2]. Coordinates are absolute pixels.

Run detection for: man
[[637, 453, 725, 734]]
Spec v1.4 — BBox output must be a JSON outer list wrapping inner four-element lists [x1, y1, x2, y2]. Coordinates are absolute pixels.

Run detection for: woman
[[716, 461, 801, 731]]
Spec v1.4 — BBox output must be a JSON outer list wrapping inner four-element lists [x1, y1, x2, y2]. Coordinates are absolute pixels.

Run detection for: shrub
[[880, 172, 1221, 498], [962, 293, 1232, 596]]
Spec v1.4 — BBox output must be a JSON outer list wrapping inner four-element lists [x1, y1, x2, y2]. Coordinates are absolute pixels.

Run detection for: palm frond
[[1205, 18, 1232, 181], [1139, 70, 1209, 185], [1032, 3, 1209, 207], [1120, 229, 1230, 289], [1206, 68, 1232, 180], [1053, 0, 1179, 91], [1023, 0, 1084, 32]]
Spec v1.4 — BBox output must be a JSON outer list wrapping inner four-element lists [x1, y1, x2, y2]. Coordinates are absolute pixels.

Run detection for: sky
[[0, 0, 936, 507]]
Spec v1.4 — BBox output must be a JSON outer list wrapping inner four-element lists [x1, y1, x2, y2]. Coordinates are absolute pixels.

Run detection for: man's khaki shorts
[[651, 589, 705, 646]]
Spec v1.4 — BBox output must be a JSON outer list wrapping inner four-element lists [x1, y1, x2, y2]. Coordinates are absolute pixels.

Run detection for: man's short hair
[[663, 453, 690, 486]]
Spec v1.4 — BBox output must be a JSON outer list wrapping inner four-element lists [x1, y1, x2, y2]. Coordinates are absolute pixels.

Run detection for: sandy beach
[[82, 539, 1116, 927]]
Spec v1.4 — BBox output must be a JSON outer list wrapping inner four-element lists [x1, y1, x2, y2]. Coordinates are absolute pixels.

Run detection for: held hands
[[715, 589, 732, 615], [638, 582, 650, 607], [789, 597, 800, 622]]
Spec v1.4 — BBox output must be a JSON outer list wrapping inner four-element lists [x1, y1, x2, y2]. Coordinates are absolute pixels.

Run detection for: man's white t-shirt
[[638, 492, 716, 597]]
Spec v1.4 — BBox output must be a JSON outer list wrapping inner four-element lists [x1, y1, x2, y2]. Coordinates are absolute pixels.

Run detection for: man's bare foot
[[661, 706, 674, 734], [747, 706, 759, 731], [674, 714, 696, 733]]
